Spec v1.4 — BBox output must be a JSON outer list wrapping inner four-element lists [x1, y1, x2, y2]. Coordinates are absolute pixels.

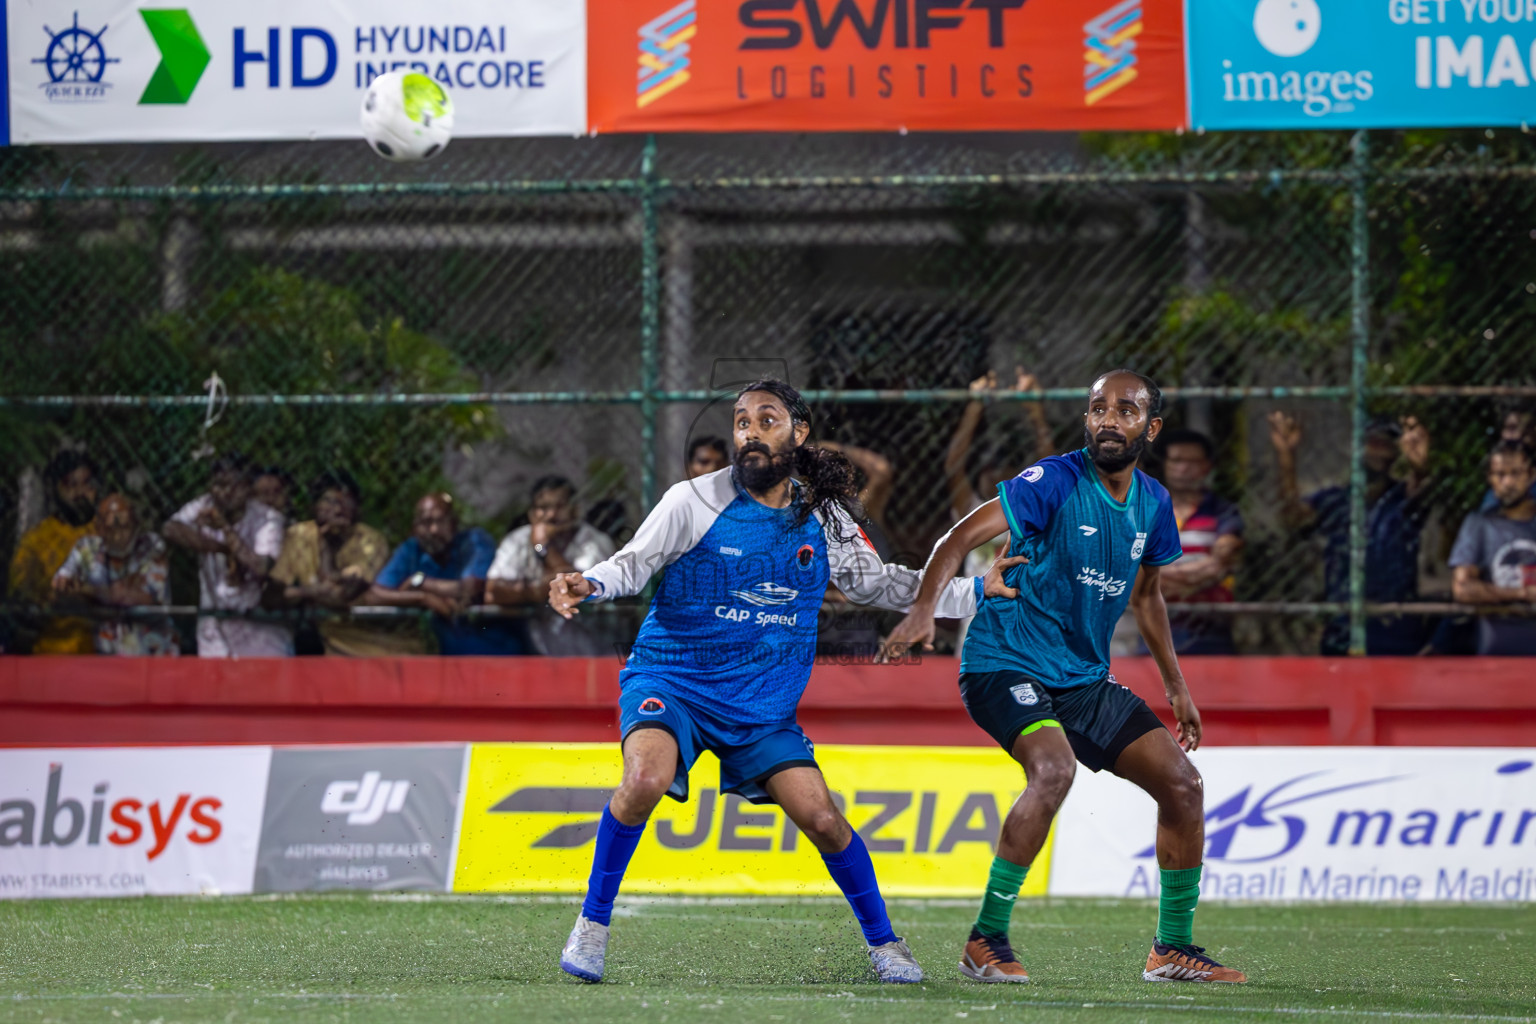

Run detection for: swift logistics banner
[[587, 0, 1188, 132], [451, 742, 1055, 897], [1050, 747, 1536, 902], [1188, 0, 1536, 129], [3, 0, 584, 144]]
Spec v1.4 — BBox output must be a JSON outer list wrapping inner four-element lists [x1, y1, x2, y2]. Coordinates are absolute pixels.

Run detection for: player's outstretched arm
[[879, 498, 1013, 659], [1129, 563, 1201, 752], [550, 480, 700, 617]]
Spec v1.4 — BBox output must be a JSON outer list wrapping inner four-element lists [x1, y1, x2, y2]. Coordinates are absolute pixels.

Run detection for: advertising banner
[[4, 0, 585, 144], [587, 0, 1187, 133], [1050, 747, 1536, 902], [253, 746, 467, 893], [1188, 0, 1536, 129], [453, 742, 1054, 897], [0, 746, 270, 898]]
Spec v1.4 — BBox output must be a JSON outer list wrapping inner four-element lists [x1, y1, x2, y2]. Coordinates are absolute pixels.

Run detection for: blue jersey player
[[887, 370, 1248, 986], [547, 379, 1008, 985]]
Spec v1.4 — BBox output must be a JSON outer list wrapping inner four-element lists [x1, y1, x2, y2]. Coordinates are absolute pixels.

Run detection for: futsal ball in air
[[360, 71, 454, 162]]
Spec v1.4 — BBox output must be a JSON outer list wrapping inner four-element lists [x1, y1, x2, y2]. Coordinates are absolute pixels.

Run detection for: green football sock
[[974, 857, 1029, 938], [1156, 865, 1202, 947]]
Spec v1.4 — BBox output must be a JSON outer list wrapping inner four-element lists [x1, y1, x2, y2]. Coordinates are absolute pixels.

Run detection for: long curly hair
[[736, 378, 865, 532]]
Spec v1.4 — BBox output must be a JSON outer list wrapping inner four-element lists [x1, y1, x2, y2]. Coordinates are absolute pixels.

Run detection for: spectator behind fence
[[1479, 404, 1536, 513], [367, 492, 521, 655], [586, 499, 633, 548], [1148, 429, 1245, 654], [1450, 440, 1536, 655], [265, 470, 420, 656], [164, 453, 292, 658], [487, 476, 616, 655], [253, 466, 296, 522], [52, 494, 178, 656], [1270, 411, 1433, 655], [8, 450, 101, 654], [687, 436, 729, 479]]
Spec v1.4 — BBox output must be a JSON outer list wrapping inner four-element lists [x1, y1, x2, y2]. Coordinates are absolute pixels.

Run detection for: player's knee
[[1162, 765, 1204, 822], [800, 806, 849, 848], [616, 770, 671, 814], [1027, 752, 1076, 809]]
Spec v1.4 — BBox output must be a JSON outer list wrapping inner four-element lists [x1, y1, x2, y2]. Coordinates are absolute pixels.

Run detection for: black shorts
[[958, 671, 1166, 773]]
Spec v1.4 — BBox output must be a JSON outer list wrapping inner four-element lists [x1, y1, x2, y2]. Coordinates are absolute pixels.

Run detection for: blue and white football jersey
[[959, 449, 1182, 688], [583, 468, 980, 724]]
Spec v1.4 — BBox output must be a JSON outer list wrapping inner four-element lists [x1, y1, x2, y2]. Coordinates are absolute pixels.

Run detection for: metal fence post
[[1348, 130, 1371, 656], [640, 134, 661, 514]]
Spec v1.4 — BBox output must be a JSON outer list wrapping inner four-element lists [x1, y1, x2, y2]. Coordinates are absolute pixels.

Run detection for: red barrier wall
[[2, 656, 1532, 748]]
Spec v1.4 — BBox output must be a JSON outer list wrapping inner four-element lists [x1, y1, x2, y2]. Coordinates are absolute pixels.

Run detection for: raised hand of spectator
[[970, 370, 999, 395], [1268, 410, 1303, 455], [1013, 367, 1039, 393]]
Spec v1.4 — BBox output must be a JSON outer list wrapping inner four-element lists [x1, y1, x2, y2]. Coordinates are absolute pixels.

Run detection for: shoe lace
[[975, 933, 1019, 965], [1169, 943, 1220, 968], [571, 922, 607, 959]]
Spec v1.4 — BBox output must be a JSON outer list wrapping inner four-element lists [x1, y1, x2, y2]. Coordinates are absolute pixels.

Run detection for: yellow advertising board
[[453, 743, 1053, 897]]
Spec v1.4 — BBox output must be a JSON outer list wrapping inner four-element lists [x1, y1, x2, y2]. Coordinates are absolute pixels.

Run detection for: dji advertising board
[[253, 746, 466, 892], [1189, 0, 1536, 129], [0, 747, 270, 898], [2, 0, 584, 144], [1051, 747, 1536, 902]]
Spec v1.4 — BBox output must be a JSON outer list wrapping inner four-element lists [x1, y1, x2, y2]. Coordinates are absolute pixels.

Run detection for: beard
[[57, 497, 96, 527], [733, 440, 796, 492], [1084, 426, 1149, 472]]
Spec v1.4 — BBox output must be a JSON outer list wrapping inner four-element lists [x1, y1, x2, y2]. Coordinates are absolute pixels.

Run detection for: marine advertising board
[[1050, 747, 1536, 902]]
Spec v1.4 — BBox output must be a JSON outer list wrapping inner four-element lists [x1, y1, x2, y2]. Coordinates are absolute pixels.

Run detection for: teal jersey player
[[960, 449, 1182, 686], [887, 369, 1249, 988]]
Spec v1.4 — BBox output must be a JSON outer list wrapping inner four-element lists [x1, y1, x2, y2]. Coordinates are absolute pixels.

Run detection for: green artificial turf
[[2, 894, 1532, 1023]]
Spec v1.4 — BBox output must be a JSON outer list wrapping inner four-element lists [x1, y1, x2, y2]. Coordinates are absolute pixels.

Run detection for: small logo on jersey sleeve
[[1131, 532, 1147, 561], [797, 544, 815, 569], [1022, 466, 1044, 483], [1009, 683, 1040, 706], [638, 697, 667, 715]]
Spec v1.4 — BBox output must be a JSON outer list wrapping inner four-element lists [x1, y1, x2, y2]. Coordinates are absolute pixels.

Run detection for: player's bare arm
[[1129, 562, 1202, 752], [882, 498, 1012, 658]]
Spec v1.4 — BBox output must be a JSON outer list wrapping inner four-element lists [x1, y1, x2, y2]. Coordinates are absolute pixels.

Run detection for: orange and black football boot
[[958, 928, 1030, 983], [1143, 941, 1248, 983]]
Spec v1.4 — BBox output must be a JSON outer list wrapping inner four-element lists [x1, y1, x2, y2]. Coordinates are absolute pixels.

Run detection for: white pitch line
[[6, 991, 1532, 1022]]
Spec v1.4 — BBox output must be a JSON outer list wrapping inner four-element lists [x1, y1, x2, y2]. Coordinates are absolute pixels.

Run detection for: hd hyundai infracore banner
[[2, 0, 585, 144]]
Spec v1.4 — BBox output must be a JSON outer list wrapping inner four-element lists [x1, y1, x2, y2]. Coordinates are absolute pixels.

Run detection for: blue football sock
[[821, 831, 898, 946], [580, 805, 646, 926]]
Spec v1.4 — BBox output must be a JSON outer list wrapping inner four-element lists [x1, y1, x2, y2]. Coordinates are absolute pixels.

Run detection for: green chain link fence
[[3, 129, 1535, 655]]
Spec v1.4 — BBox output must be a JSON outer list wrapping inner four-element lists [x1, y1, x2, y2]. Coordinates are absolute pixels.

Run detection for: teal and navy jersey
[[960, 449, 1182, 688], [582, 468, 980, 725]]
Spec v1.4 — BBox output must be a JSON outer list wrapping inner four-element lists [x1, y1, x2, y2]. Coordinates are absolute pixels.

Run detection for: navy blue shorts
[[618, 682, 818, 805]]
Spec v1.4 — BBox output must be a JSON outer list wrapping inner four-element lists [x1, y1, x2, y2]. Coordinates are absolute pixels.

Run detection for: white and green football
[[360, 71, 454, 162]]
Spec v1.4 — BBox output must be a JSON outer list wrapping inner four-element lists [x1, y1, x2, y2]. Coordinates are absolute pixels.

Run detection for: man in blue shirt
[[546, 379, 1003, 986], [886, 370, 1246, 986], [366, 493, 520, 655], [1269, 413, 1433, 655]]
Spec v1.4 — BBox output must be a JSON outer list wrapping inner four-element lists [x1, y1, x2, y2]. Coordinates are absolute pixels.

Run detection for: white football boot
[[559, 914, 610, 982], [868, 937, 925, 983]]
